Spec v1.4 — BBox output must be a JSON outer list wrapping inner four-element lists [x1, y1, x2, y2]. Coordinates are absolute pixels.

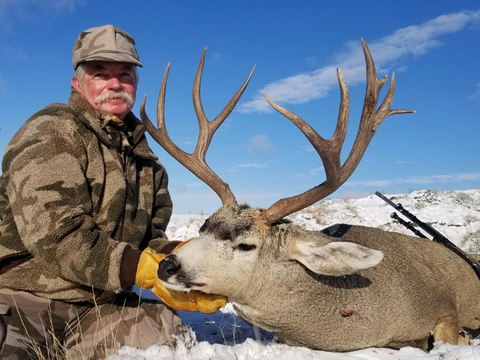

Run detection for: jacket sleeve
[[3, 114, 129, 292], [119, 161, 174, 288], [143, 161, 173, 252]]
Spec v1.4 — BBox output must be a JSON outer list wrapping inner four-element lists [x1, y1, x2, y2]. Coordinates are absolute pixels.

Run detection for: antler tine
[[261, 67, 350, 188], [262, 39, 414, 224], [193, 47, 255, 161], [140, 48, 255, 206], [341, 38, 415, 179]]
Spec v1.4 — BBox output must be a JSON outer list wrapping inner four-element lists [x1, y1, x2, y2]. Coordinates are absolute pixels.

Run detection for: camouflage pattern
[[0, 288, 183, 360], [0, 88, 172, 302], [72, 25, 143, 69]]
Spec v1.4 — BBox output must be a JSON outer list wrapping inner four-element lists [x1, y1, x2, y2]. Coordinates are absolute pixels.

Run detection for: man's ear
[[71, 75, 83, 94], [291, 240, 383, 276]]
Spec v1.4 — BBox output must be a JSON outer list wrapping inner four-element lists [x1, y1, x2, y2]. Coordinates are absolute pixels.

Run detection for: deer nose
[[157, 255, 181, 281]]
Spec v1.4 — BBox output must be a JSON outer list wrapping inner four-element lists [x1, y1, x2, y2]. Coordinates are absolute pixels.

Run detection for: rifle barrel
[[375, 191, 480, 278], [375, 191, 398, 209], [375, 191, 449, 244]]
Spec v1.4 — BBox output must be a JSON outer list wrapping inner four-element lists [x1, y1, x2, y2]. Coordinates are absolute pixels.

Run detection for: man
[[0, 25, 225, 359]]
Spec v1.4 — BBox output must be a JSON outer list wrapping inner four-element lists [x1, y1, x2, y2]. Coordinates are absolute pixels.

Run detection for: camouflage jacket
[[0, 89, 172, 302]]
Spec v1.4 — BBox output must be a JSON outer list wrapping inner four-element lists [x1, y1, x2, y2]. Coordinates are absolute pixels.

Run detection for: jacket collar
[[67, 88, 157, 160]]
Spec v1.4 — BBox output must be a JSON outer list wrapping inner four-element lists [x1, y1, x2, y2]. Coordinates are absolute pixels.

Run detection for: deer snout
[[157, 255, 181, 281]]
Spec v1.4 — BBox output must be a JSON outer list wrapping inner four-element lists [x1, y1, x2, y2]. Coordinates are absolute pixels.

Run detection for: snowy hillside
[[111, 189, 480, 360], [166, 189, 480, 253], [289, 189, 480, 253]]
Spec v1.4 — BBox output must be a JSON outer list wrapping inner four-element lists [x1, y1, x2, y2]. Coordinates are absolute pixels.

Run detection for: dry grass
[[7, 296, 154, 360], [466, 229, 480, 255], [10, 298, 67, 359]]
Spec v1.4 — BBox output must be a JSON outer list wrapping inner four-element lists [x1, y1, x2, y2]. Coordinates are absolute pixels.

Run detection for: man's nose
[[106, 77, 122, 90]]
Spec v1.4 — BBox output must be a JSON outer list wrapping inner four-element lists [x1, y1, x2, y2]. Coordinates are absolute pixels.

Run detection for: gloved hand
[[135, 241, 227, 314]]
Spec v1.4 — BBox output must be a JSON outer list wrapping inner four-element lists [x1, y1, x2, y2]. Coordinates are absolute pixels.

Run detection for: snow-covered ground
[[110, 189, 480, 360]]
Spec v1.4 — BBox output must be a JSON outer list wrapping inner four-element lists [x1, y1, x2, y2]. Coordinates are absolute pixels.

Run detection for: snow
[[113, 340, 480, 360], [109, 189, 480, 360]]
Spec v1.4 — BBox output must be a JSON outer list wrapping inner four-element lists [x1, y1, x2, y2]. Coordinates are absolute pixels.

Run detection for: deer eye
[[236, 243, 257, 251]]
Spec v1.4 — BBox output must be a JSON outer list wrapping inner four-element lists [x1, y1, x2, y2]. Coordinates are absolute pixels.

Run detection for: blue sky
[[0, 1, 479, 214]]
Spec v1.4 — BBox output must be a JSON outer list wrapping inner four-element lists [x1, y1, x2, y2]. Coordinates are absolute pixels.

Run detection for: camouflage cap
[[72, 25, 143, 69]]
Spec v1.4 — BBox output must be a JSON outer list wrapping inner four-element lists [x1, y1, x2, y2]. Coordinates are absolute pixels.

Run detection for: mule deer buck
[[140, 40, 480, 351]]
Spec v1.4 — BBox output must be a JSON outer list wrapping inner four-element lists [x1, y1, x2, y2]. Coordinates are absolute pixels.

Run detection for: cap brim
[[76, 52, 143, 68]]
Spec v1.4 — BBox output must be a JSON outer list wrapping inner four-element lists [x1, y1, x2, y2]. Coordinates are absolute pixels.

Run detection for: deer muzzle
[[157, 254, 181, 281]]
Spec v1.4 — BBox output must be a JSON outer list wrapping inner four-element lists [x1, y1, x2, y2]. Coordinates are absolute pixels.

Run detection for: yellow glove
[[135, 242, 227, 314]]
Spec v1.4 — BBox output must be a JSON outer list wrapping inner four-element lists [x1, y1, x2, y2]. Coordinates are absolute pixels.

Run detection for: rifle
[[375, 191, 480, 279]]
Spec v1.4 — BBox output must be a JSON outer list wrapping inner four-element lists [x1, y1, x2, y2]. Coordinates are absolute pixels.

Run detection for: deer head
[[140, 38, 413, 300]]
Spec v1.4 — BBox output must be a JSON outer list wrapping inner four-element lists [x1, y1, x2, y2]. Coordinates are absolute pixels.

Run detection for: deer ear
[[292, 241, 383, 276]]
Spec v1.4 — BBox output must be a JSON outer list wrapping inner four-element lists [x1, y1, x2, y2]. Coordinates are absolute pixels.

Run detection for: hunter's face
[[72, 61, 138, 120]]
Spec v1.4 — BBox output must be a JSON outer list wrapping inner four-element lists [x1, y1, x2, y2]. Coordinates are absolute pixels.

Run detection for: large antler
[[261, 39, 414, 224], [140, 47, 255, 206]]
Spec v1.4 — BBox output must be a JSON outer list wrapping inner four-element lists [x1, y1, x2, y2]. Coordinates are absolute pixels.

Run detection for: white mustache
[[95, 92, 134, 106]]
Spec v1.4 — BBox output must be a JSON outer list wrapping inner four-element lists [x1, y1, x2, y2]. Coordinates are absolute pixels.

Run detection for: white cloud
[[47, 0, 80, 13], [227, 161, 268, 173], [236, 163, 267, 169], [239, 10, 480, 113], [246, 134, 274, 154], [346, 172, 480, 188], [296, 166, 325, 179], [0, 0, 82, 27]]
